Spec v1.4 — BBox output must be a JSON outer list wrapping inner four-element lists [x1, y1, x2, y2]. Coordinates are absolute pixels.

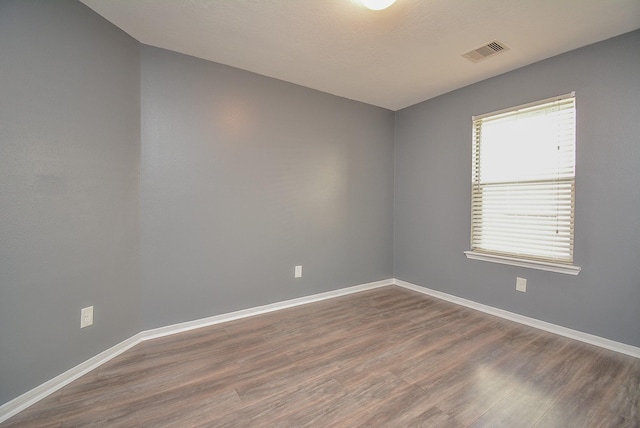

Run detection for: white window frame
[[464, 93, 581, 275]]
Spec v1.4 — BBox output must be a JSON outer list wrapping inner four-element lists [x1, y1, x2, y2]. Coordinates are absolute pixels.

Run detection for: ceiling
[[80, 0, 640, 111]]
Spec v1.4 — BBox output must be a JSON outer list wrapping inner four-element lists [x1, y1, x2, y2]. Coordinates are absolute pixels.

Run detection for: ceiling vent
[[462, 41, 509, 63]]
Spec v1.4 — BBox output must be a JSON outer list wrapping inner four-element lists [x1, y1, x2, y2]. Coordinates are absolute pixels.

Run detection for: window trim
[[466, 93, 581, 275], [464, 250, 581, 275]]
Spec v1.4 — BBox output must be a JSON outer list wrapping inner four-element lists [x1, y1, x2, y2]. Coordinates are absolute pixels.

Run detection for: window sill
[[464, 251, 581, 275]]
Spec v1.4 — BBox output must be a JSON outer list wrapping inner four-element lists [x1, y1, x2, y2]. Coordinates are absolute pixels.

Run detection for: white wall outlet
[[516, 277, 527, 293], [294, 265, 303, 278], [81, 306, 94, 328]]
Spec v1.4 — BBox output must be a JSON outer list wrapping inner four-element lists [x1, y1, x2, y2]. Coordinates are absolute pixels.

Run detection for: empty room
[[1, 0, 639, 426]]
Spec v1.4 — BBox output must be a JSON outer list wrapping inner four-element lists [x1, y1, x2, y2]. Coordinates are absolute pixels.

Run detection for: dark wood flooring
[[3, 286, 639, 427]]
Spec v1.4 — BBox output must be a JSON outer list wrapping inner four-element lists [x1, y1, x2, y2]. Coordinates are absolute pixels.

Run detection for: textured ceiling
[[80, 0, 640, 111]]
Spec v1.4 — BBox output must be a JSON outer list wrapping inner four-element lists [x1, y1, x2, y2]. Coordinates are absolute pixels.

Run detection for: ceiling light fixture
[[359, 0, 397, 11]]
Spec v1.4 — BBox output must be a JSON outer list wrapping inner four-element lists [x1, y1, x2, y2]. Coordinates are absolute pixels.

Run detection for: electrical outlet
[[516, 277, 527, 293], [294, 265, 303, 278], [81, 306, 94, 328]]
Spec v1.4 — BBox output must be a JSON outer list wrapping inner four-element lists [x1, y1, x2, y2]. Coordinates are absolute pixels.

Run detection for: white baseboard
[[0, 333, 143, 423], [393, 278, 640, 359], [0, 278, 392, 423], [141, 278, 393, 341], [3, 276, 638, 423]]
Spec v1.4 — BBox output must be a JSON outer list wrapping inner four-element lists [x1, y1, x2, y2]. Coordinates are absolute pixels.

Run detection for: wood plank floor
[[3, 286, 639, 427]]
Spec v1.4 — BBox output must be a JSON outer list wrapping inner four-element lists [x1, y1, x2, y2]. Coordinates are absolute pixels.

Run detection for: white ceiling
[[80, 0, 640, 111]]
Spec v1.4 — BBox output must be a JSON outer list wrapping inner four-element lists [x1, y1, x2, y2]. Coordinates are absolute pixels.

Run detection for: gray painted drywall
[[0, 0, 140, 404], [140, 46, 394, 329], [394, 30, 640, 347]]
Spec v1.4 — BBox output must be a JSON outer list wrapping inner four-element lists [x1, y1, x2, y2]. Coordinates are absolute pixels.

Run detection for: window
[[464, 93, 580, 275]]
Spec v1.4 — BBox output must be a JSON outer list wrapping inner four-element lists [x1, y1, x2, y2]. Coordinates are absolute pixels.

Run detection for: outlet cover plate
[[516, 277, 527, 293], [81, 306, 94, 328], [294, 265, 303, 278]]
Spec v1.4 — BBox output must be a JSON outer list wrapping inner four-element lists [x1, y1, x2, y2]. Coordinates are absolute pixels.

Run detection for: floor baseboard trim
[[0, 333, 143, 423], [0, 278, 392, 422], [141, 278, 393, 341], [393, 278, 640, 359], [6, 276, 635, 423]]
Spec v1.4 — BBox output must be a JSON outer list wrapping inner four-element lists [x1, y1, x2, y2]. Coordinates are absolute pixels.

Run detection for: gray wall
[[0, 1, 394, 406], [394, 30, 640, 347], [0, 1, 140, 404], [140, 46, 395, 329]]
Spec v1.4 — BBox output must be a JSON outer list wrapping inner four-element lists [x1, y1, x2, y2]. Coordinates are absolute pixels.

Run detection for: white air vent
[[462, 41, 509, 63]]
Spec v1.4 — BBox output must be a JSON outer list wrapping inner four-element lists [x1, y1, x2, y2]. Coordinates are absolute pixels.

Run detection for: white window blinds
[[470, 93, 576, 266]]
